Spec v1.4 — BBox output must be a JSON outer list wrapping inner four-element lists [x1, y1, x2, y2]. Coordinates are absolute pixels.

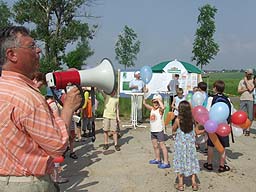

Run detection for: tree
[[0, 0, 13, 28], [12, 0, 97, 73], [115, 25, 140, 69], [192, 4, 219, 70]]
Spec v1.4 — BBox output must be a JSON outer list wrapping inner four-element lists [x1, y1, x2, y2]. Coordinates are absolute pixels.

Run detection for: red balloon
[[53, 156, 64, 163], [231, 110, 247, 125], [216, 123, 231, 137]]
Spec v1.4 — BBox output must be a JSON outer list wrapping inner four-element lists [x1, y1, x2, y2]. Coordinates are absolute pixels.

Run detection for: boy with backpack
[[204, 80, 232, 172]]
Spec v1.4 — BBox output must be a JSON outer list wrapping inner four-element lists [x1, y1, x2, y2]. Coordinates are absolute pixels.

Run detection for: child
[[143, 94, 170, 169], [171, 88, 185, 136], [195, 82, 208, 152], [172, 100, 200, 191], [102, 89, 121, 151], [204, 80, 231, 172]]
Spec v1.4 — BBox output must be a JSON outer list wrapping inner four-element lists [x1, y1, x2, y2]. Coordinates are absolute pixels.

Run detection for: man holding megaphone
[[0, 26, 82, 191]]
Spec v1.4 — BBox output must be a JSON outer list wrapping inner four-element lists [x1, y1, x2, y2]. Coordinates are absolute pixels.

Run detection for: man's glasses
[[13, 42, 41, 50]]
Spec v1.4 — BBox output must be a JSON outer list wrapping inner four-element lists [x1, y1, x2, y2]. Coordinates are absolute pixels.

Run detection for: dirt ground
[[59, 118, 256, 192]]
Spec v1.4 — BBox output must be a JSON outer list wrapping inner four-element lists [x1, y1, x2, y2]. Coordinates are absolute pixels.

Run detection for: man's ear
[[6, 48, 18, 63]]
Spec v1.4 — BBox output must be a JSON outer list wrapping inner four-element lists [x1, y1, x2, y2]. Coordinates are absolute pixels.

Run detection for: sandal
[[175, 184, 184, 191], [244, 130, 250, 136], [192, 183, 199, 191], [69, 152, 78, 159], [218, 164, 230, 173], [203, 162, 213, 171]]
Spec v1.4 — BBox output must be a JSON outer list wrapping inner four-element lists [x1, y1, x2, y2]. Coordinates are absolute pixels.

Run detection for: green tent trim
[[151, 60, 201, 74]]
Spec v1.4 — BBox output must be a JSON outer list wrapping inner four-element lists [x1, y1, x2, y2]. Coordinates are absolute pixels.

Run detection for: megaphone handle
[[64, 84, 85, 111]]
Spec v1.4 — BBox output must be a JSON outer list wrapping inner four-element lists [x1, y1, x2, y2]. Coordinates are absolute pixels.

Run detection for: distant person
[[167, 74, 180, 111], [253, 76, 256, 119], [129, 71, 147, 123], [143, 94, 170, 169], [172, 100, 200, 191], [205, 80, 232, 173], [237, 69, 254, 136], [198, 81, 208, 107], [101, 88, 121, 151], [171, 88, 185, 126]]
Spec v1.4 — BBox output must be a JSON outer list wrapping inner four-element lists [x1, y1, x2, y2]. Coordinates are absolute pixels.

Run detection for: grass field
[[203, 71, 244, 96]]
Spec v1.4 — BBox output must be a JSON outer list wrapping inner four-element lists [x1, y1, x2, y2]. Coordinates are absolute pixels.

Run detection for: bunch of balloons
[[192, 102, 232, 137], [230, 110, 251, 136]]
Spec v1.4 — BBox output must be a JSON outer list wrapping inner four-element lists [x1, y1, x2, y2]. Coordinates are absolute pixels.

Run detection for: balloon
[[164, 111, 175, 126], [140, 66, 152, 84], [192, 105, 209, 124], [231, 110, 247, 125], [186, 93, 193, 102], [195, 113, 209, 125], [232, 125, 243, 137], [204, 120, 218, 133], [192, 92, 204, 106], [239, 118, 252, 129], [208, 133, 225, 154], [209, 102, 229, 124], [216, 123, 231, 137]]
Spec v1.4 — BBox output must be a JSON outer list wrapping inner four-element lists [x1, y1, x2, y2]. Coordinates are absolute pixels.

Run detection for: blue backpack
[[211, 93, 232, 124]]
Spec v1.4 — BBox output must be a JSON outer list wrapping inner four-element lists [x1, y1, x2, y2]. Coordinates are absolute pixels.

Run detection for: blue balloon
[[209, 102, 229, 124], [140, 66, 152, 84]]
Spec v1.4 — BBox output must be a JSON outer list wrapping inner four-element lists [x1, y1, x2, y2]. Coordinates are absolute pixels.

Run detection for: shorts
[[103, 118, 117, 132], [151, 131, 165, 142], [207, 134, 229, 148], [196, 134, 208, 145]]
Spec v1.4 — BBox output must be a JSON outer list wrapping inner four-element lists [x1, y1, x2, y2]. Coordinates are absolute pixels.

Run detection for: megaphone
[[46, 58, 116, 94]]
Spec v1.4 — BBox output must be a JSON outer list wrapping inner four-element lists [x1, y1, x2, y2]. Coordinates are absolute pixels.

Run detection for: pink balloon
[[216, 123, 231, 137], [192, 106, 209, 123], [204, 120, 218, 133], [195, 113, 209, 125]]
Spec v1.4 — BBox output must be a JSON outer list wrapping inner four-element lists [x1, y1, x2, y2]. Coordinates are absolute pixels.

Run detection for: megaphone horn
[[46, 58, 116, 95]]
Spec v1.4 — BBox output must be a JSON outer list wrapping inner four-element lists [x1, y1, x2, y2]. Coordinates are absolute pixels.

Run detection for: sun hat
[[245, 69, 253, 74], [152, 94, 162, 101], [134, 71, 140, 75]]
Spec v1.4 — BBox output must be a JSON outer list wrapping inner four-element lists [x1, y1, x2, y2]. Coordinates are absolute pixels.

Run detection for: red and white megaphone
[[46, 58, 116, 95]]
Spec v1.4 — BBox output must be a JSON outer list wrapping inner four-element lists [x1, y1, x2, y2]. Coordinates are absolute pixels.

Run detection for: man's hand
[[63, 87, 82, 113]]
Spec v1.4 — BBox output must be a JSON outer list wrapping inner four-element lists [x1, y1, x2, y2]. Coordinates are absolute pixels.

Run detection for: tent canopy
[[151, 59, 201, 74]]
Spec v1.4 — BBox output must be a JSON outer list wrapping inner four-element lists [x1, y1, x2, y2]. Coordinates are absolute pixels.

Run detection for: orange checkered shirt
[[0, 71, 69, 176]]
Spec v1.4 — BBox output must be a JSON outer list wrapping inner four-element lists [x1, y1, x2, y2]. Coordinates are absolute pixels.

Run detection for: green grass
[[203, 71, 244, 96]]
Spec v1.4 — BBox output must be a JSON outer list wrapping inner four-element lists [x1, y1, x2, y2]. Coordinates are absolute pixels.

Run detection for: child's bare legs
[[75, 126, 81, 140], [219, 150, 226, 166], [207, 146, 214, 164], [159, 141, 169, 164], [191, 174, 199, 190], [177, 173, 184, 186], [112, 131, 118, 146], [104, 131, 109, 145], [152, 139, 160, 161]]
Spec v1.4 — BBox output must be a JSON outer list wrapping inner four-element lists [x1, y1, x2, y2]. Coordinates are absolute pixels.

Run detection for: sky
[[7, 0, 256, 71]]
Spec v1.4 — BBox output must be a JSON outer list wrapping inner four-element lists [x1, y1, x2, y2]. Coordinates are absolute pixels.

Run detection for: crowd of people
[[0, 25, 255, 192]]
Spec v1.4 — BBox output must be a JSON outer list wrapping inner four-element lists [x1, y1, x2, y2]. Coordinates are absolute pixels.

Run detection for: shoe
[[55, 177, 69, 184], [114, 145, 121, 151], [175, 184, 184, 191], [203, 162, 213, 171], [138, 120, 143, 124], [218, 164, 230, 173], [192, 183, 199, 191], [69, 152, 78, 159], [244, 130, 250, 136], [103, 144, 109, 150], [158, 163, 171, 169], [91, 136, 96, 142], [149, 159, 161, 164]]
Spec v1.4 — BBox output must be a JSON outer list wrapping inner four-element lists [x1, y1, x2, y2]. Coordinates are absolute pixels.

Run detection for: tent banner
[[119, 70, 201, 98]]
